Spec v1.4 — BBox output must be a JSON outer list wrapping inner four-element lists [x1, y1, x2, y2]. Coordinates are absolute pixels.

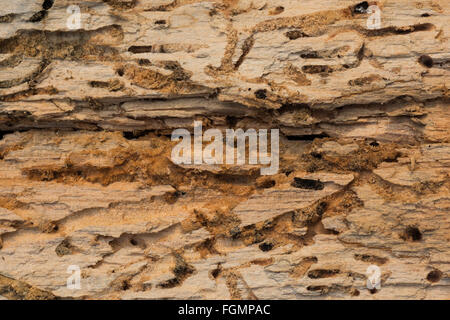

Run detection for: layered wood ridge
[[0, 0, 448, 300]]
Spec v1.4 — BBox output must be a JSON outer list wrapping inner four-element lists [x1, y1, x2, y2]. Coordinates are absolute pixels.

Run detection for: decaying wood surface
[[0, 0, 449, 299]]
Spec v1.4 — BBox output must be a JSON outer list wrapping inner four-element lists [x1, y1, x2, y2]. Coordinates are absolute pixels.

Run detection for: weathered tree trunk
[[0, 0, 448, 299]]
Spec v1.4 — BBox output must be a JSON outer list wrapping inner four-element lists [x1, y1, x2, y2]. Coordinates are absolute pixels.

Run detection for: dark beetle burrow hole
[[307, 285, 328, 292], [229, 226, 241, 239], [369, 141, 380, 147], [175, 190, 186, 197], [55, 239, 73, 257], [173, 260, 194, 278], [116, 68, 124, 76], [407, 226, 422, 241], [310, 151, 323, 159], [0, 131, 14, 142], [401, 226, 422, 242], [286, 133, 329, 141], [130, 238, 138, 246], [158, 278, 180, 289], [270, 6, 284, 15], [28, 10, 47, 22], [264, 180, 276, 188], [257, 178, 276, 189], [123, 131, 137, 140], [418, 55, 433, 68], [302, 65, 332, 74], [354, 253, 388, 265], [128, 46, 153, 54], [412, 23, 434, 32], [291, 177, 324, 190], [351, 288, 360, 296], [307, 269, 340, 279], [254, 89, 267, 99], [210, 264, 222, 279], [259, 242, 274, 252], [211, 268, 220, 279], [138, 58, 152, 66], [316, 202, 328, 216], [369, 288, 377, 294], [89, 80, 108, 88], [426, 269, 443, 283], [354, 1, 369, 14], [122, 131, 150, 140], [42, 0, 54, 10], [121, 280, 130, 291], [300, 52, 319, 59], [285, 30, 309, 40], [225, 115, 238, 127], [155, 19, 166, 24], [421, 13, 431, 17], [42, 222, 58, 233]]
